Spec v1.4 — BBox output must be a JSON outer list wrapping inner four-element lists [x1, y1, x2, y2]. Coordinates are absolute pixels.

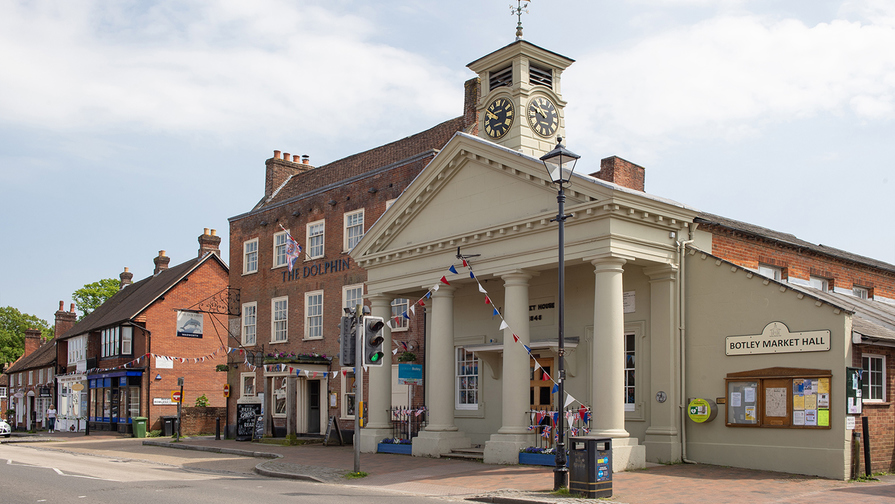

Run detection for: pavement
[[4, 431, 894, 503]]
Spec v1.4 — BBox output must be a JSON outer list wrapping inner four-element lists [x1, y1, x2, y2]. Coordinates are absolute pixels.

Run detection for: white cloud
[[0, 0, 461, 142], [566, 11, 895, 153]]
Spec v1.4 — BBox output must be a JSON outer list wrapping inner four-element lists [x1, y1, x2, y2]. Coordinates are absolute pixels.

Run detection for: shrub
[[194, 394, 209, 407]]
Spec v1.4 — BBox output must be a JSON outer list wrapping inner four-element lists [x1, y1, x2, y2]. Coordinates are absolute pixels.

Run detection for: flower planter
[[378, 442, 412, 454], [518, 452, 566, 466]]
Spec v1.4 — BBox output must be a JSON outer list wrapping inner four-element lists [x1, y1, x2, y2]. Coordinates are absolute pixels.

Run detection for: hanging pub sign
[[176, 311, 204, 338]]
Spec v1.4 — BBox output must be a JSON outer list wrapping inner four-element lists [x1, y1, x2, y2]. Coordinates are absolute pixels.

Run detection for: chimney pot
[[274, 150, 281, 159], [302, 155, 310, 165], [59, 300, 64, 311], [211, 229, 217, 236], [70, 302, 75, 312], [283, 152, 291, 162]]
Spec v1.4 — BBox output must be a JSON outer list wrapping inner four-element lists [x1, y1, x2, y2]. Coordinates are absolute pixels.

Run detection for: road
[[0, 440, 461, 504]]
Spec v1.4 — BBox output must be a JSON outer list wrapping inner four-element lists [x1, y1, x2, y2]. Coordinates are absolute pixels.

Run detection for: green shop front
[[88, 371, 142, 433]]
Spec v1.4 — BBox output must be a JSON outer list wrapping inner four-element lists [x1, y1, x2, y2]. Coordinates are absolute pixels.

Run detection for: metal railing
[[388, 406, 426, 441], [526, 406, 591, 450]]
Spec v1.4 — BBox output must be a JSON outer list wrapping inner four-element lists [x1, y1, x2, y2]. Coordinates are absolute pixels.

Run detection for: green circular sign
[[688, 398, 712, 423]]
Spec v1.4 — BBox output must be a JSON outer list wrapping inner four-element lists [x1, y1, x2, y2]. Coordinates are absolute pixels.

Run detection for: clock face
[[484, 97, 515, 139], [527, 96, 558, 138]]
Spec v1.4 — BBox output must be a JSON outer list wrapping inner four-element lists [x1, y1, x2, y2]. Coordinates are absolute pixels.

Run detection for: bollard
[[215, 417, 221, 440]]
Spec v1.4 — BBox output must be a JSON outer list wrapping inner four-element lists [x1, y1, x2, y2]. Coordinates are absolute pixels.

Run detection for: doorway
[[530, 357, 555, 410], [307, 380, 320, 433]]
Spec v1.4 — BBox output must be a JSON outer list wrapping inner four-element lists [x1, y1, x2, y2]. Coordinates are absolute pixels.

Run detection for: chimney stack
[[153, 250, 170, 275], [120, 266, 133, 289], [264, 149, 314, 199], [198, 228, 222, 258], [590, 156, 646, 192], [55, 301, 77, 337], [24, 328, 42, 357]]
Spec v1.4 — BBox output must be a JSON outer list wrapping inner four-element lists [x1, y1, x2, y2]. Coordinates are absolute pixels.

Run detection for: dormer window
[[529, 64, 552, 88], [489, 65, 512, 91]]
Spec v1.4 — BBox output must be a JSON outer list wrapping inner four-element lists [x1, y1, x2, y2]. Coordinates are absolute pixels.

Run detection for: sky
[[2, 0, 894, 324]]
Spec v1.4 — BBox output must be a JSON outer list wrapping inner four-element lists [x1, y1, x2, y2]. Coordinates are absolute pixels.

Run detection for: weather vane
[[511, 0, 530, 40]]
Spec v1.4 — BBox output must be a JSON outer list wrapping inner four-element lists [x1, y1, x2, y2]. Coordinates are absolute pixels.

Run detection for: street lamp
[[540, 137, 580, 491]]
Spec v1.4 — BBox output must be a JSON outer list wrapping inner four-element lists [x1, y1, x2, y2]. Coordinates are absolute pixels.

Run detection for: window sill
[[302, 337, 324, 342], [269, 340, 289, 345], [271, 264, 287, 270], [861, 400, 891, 407], [391, 327, 409, 333], [242, 270, 258, 276]]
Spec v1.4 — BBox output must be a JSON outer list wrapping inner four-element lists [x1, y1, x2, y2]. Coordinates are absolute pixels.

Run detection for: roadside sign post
[[176, 377, 184, 441]]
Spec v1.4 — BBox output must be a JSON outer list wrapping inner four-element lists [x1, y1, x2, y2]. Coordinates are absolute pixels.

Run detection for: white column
[[426, 286, 458, 431], [499, 271, 532, 435], [591, 257, 629, 439], [366, 294, 393, 429]]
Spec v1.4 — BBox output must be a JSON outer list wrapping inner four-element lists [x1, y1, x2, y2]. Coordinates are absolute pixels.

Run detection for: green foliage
[[344, 471, 368, 479], [0, 306, 52, 364], [147, 429, 162, 437], [72, 278, 119, 320], [194, 394, 209, 407], [397, 351, 417, 362]]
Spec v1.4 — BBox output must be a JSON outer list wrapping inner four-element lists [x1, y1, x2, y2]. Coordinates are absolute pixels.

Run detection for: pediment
[[353, 134, 602, 259]]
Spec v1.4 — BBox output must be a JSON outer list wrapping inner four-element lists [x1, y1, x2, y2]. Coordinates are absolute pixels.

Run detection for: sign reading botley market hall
[[726, 321, 830, 356]]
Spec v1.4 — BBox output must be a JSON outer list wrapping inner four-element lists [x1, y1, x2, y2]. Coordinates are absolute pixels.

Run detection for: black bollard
[[215, 417, 221, 440]]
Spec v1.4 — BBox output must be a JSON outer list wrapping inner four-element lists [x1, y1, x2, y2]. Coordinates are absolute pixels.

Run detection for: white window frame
[[242, 302, 257, 346], [240, 372, 256, 398], [38, 368, 44, 384], [67, 335, 86, 365], [243, 238, 259, 274], [0, 387, 6, 399], [28, 371, 33, 385], [624, 332, 635, 412], [340, 368, 356, 419], [307, 220, 325, 259], [121, 326, 133, 355], [853, 286, 870, 299], [758, 263, 782, 281], [809, 275, 831, 292], [343, 209, 364, 251], [271, 296, 288, 343], [391, 298, 410, 331], [272, 375, 288, 417], [862, 353, 886, 402], [273, 230, 289, 268], [342, 284, 363, 312], [305, 290, 324, 340], [455, 347, 479, 410]]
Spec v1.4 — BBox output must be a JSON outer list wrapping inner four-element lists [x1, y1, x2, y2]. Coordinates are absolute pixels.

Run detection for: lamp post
[[540, 137, 580, 491]]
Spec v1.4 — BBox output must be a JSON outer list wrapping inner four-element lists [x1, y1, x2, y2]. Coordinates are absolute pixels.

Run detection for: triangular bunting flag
[[433, 284, 440, 292], [499, 320, 509, 330], [523, 344, 531, 353], [393, 348, 399, 355], [552, 383, 559, 394], [513, 334, 519, 343], [564, 394, 575, 408], [469, 271, 475, 279], [485, 296, 491, 305], [449, 265, 458, 274], [534, 361, 541, 371], [409, 305, 415, 315], [402, 312, 410, 320], [542, 371, 549, 381], [425, 291, 432, 298], [478, 283, 487, 294], [417, 300, 425, 306], [462, 259, 468, 267], [440, 276, 451, 286], [492, 307, 499, 316]]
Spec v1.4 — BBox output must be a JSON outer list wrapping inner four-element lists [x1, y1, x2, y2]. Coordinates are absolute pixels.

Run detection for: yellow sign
[[688, 398, 712, 423], [71, 383, 84, 392]]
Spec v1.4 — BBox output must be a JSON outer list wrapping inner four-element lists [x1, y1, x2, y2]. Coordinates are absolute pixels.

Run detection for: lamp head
[[540, 136, 581, 185]]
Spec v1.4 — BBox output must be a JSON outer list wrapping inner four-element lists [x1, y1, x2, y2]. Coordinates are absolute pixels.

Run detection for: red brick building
[[226, 78, 479, 439], [55, 229, 229, 434]]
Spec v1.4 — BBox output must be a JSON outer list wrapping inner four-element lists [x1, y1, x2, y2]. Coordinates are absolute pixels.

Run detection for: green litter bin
[[133, 417, 148, 438]]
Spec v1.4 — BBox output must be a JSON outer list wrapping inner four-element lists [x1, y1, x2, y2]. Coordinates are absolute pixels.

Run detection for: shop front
[[88, 371, 143, 433], [57, 374, 87, 432]]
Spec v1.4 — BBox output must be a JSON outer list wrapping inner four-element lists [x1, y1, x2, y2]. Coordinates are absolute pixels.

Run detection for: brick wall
[[181, 406, 226, 435], [852, 345, 895, 473], [708, 226, 895, 300]]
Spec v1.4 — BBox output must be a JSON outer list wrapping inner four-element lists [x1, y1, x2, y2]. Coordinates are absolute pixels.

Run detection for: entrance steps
[[441, 446, 484, 461]]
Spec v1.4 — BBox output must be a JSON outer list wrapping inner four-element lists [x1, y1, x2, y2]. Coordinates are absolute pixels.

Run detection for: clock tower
[[467, 40, 574, 158]]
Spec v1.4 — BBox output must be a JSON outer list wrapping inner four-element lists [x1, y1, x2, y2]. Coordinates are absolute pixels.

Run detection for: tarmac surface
[[3, 431, 893, 503]]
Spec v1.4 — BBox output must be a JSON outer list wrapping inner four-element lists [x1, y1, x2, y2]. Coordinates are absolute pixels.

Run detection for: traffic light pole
[[354, 307, 362, 474]]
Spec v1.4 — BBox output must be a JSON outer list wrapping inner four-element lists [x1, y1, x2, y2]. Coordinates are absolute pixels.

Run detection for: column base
[[484, 433, 534, 464], [644, 427, 681, 464], [412, 429, 471, 458], [359, 428, 393, 453], [609, 436, 646, 472]]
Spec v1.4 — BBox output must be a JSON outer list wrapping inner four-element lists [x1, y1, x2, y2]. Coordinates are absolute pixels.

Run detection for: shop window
[[241, 373, 255, 398], [307, 220, 325, 259], [273, 230, 289, 268], [391, 298, 410, 330], [242, 302, 257, 346], [271, 297, 288, 343], [341, 368, 356, 419], [243, 238, 258, 274], [456, 348, 479, 410], [862, 354, 886, 402], [726, 368, 831, 428], [273, 377, 287, 416], [305, 291, 323, 340], [343, 209, 364, 251]]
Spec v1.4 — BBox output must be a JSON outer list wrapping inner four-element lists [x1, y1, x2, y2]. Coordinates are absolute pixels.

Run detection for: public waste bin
[[569, 437, 612, 499], [162, 416, 177, 437], [132, 417, 148, 438]]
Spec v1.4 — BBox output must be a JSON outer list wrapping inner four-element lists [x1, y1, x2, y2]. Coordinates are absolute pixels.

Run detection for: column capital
[[497, 268, 535, 284], [367, 293, 393, 307], [430, 284, 457, 297], [588, 255, 628, 272]]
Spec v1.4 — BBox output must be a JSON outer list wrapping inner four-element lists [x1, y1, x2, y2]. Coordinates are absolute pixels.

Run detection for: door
[[530, 358, 555, 410], [307, 380, 320, 433]]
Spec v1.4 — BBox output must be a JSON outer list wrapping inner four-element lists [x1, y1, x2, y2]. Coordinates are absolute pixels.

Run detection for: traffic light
[[362, 315, 385, 366], [339, 316, 356, 366]]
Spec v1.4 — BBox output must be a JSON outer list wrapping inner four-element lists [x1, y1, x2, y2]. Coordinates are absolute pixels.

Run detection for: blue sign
[[398, 363, 423, 385]]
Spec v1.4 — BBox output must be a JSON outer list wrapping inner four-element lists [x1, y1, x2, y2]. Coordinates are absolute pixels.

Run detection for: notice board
[[726, 367, 831, 429], [236, 403, 262, 441]]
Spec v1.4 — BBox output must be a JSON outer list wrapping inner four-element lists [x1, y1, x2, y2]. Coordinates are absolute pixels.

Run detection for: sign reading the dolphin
[[176, 311, 204, 338]]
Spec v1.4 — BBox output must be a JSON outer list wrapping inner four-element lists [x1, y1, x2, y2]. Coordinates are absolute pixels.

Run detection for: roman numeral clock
[[527, 96, 558, 138]]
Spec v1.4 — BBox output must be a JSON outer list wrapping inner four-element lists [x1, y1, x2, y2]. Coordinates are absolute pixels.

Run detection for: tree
[[72, 278, 119, 320], [0, 306, 52, 365]]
